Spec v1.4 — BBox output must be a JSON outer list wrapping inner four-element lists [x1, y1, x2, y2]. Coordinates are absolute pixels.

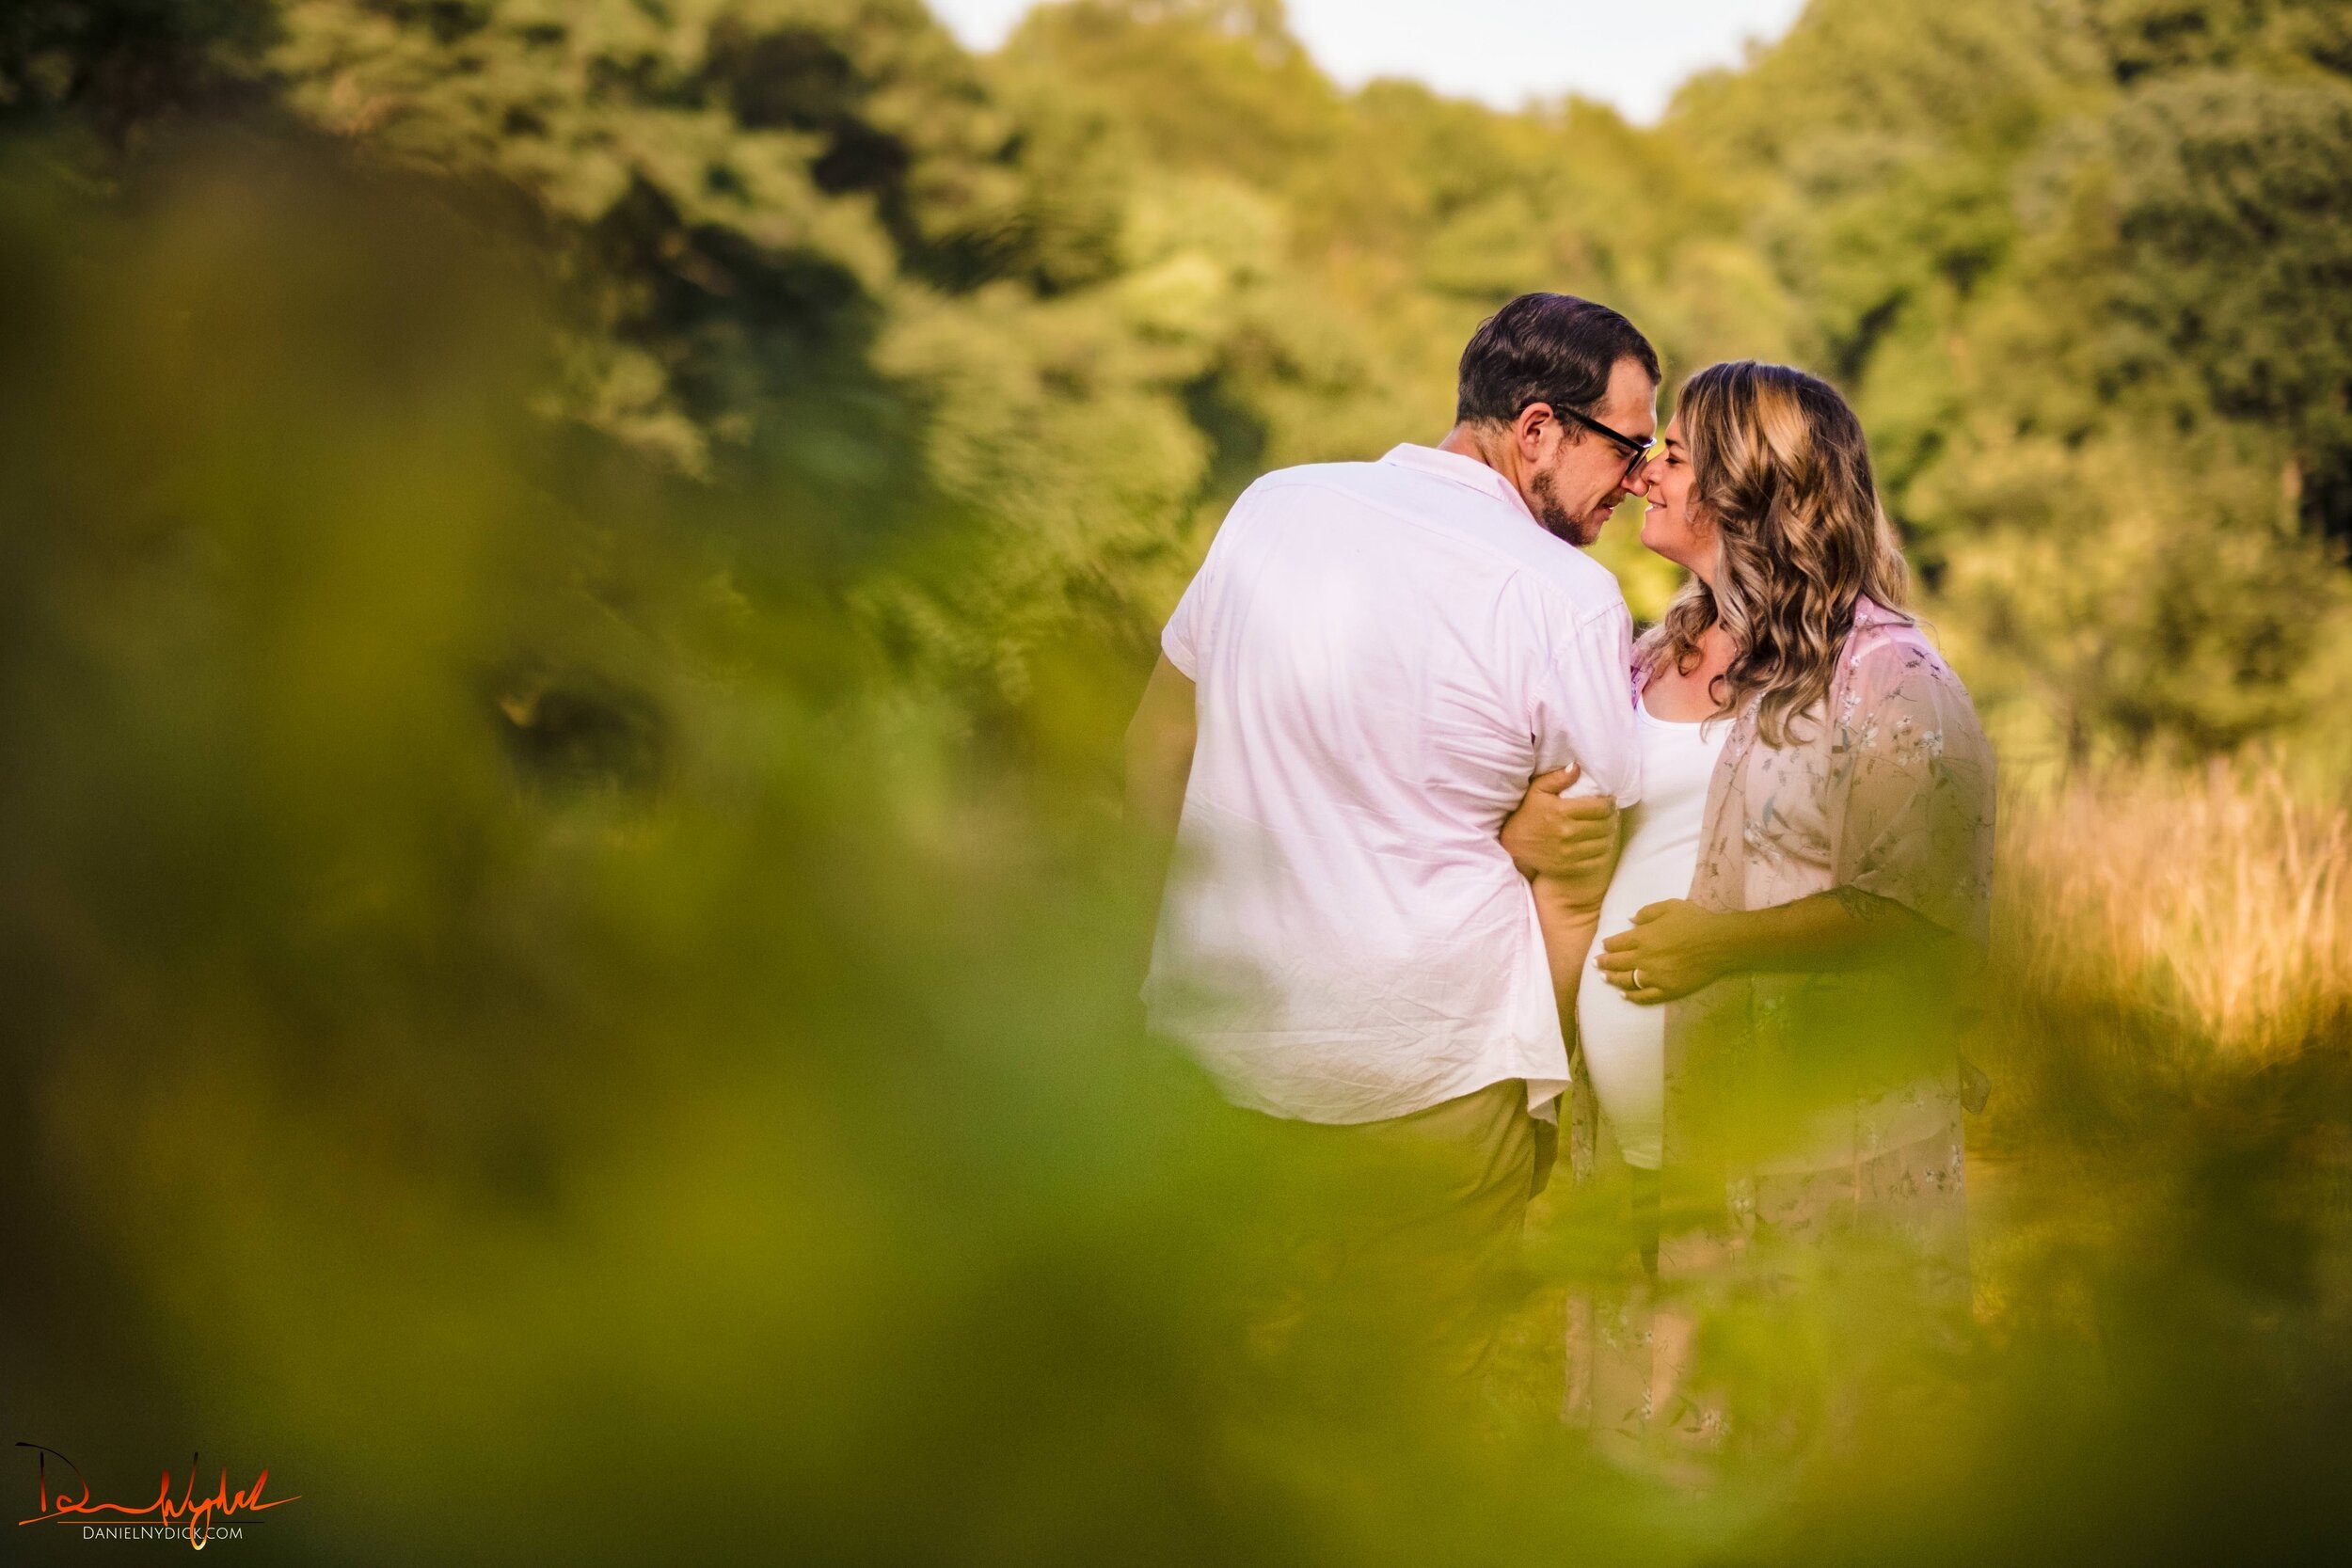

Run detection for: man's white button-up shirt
[[1145, 443, 1644, 1125]]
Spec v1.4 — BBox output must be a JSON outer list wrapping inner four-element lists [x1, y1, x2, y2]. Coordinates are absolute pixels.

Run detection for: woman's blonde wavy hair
[[1645, 360, 1913, 748]]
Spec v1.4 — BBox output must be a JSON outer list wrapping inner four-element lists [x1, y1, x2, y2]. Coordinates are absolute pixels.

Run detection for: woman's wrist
[[1690, 893, 1918, 978], [1692, 908, 1751, 981]]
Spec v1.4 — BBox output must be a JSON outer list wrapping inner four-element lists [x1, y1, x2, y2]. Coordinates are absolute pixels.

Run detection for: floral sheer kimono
[[1564, 594, 1996, 1452]]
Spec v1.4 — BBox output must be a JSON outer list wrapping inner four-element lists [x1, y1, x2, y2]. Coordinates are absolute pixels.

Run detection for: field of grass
[[1989, 762, 2351, 1070]]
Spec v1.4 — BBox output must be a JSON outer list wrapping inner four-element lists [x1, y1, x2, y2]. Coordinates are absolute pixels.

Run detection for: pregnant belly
[[1576, 974, 1665, 1169], [1575, 819, 1702, 1171]]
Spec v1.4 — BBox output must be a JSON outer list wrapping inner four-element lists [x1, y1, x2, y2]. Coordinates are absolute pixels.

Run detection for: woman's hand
[[1501, 765, 1617, 882], [1595, 900, 1734, 1005]]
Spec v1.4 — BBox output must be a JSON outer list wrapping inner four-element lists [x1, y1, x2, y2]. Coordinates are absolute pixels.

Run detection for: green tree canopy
[[10, 0, 2350, 760]]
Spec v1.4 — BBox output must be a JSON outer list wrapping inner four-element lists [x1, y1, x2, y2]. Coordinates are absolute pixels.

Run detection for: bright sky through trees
[[927, 0, 1809, 121]]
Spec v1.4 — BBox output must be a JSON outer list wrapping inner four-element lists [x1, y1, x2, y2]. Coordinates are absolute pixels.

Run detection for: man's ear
[[1513, 402, 1558, 461]]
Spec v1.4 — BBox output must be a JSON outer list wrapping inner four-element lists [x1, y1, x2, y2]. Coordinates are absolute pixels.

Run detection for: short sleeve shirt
[[1145, 444, 1642, 1125]]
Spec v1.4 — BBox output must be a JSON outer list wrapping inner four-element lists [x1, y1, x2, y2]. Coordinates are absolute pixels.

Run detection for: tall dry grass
[[1992, 763, 2352, 1063], [1970, 763, 2352, 1366]]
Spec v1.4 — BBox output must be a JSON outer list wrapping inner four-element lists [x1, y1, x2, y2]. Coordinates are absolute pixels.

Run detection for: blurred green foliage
[[4, 2, 2352, 1564], [21, 0, 2342, 761]]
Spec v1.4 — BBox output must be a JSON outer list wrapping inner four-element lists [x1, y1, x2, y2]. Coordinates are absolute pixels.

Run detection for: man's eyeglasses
[[1539, 403, 1657, 484]]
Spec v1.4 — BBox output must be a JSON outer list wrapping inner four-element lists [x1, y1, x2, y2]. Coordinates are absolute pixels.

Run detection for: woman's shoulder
[[1842, 599, 1967, 696], [1836, 601, 1994, 773]]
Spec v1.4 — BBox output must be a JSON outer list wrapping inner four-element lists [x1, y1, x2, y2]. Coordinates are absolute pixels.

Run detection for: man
[[1125, 293, 1660, 1368]]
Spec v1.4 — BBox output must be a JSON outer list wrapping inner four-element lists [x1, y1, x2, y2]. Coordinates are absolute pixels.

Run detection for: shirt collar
[[1380, 443, 1536, 521]]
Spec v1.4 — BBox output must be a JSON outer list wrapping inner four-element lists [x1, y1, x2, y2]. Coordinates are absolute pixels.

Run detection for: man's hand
[[1502, 765, 1617, 886], [1594, 899, 1733, 1005]]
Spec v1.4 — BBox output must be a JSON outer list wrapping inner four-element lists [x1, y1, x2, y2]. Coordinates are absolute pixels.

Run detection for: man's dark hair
[[1455, 293, 1660, 427]]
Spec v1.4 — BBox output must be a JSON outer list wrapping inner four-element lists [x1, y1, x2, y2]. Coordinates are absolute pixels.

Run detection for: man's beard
[[1530, 466, 1603, 546]]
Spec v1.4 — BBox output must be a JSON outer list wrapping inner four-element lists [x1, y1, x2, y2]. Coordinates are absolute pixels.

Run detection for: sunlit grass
[[1962, 756, 2352, 1440], [1992, 761, 2352, 1065]]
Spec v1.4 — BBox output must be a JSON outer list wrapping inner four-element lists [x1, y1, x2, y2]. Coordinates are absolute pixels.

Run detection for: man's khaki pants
[[1248, 1078, 1543, 1384]]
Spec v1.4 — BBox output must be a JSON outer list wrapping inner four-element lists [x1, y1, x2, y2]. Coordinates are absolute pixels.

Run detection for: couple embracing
[[1126, 293, 1994, 1446]]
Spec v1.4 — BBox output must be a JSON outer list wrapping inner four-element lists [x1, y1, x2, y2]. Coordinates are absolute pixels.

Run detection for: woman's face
[[1633, 411, 1718, 579]]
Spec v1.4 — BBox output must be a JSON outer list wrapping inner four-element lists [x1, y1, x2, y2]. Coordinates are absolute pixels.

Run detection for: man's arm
[[1529, 821, 1620, 1018], [1518, 601, 1640, 1009], [1124, 655, 1197, 840]]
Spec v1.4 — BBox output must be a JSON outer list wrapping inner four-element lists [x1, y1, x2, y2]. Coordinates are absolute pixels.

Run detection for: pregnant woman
[[1566, 546, 1730, 1188], [1504, 360, 1996, 1466]]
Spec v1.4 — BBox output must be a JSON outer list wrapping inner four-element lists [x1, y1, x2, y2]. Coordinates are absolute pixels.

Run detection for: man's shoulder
[[1506, 534, 1628, 625], [1236, 460, 1393, 505], [1206, 463, 1386, 540], [1238, 463, 1627, 619]]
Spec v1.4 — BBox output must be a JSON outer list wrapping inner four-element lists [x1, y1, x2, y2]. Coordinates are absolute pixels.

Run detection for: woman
[[1503, 360, 1995, 1457]]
